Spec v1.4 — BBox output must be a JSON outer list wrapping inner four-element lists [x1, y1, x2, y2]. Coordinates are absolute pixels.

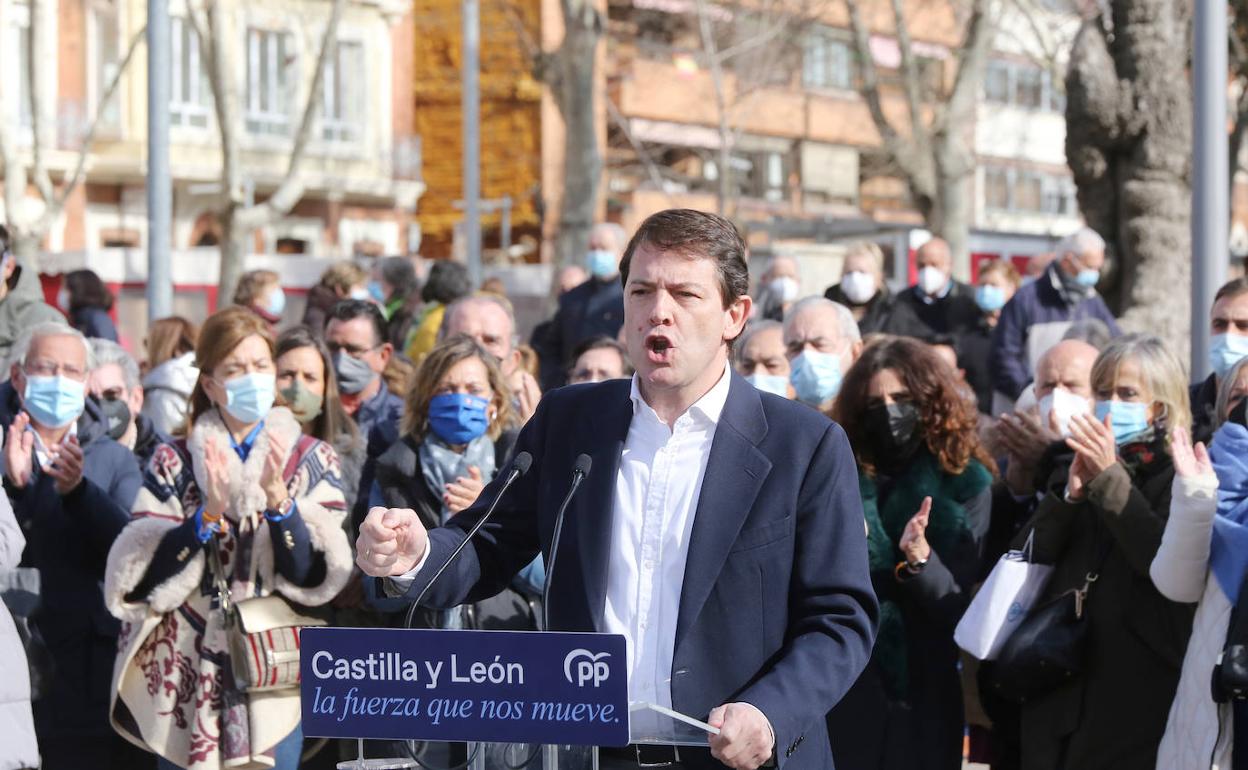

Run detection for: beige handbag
[[208, 531, 328, 692]]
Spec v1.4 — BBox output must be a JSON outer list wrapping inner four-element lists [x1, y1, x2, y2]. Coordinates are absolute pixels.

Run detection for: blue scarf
[[1210, 422, 1248, 603]]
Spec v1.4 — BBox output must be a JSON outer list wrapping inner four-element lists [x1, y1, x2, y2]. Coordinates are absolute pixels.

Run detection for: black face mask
[[1231, 398, 1248, 430], [864, 401, 922, 465], [98, 396, 131, 441]]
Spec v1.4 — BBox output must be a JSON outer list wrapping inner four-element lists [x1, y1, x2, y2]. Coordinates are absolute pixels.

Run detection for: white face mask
[[841, 271, 876, 305], [1038, 387, 1092, 438], [769, 276, 799, 304], [917, 266, 948, 296]]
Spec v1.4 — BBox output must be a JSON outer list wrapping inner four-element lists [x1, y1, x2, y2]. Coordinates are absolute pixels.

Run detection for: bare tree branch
[[241, 0, 346, 225], [889, 0, 927, 147], [26, 0, 54, 205], [44, 26, 147, 222], [605, 96, 675, 205]]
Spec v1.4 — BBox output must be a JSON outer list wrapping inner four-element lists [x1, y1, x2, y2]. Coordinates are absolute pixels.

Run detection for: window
[[246, 27, 292, 136], [984, 60, 1010, 104], [985, 167, 1010, 210], [982, 59, 1062, 113], [8, 8, 32, 130], [985, 164, 1078, 215], [802, 31, 853, 90], [171, 17, 210, 128], [91, 4, 121, 131], [322, 40, 364, 142], [1015, 67, 1043, 110]]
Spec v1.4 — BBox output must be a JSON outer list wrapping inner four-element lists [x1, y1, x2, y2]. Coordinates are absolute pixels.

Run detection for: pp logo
[[1006, 601, 1025, 623], [563, 649, 611, 688]]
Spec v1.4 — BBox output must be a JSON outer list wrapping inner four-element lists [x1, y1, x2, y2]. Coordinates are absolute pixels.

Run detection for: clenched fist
[[356, 507, 430, 577]]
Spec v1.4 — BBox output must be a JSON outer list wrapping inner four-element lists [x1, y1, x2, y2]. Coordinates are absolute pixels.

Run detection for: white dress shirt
[[604, 363, 730, 708], [392, 364, 732, 710]]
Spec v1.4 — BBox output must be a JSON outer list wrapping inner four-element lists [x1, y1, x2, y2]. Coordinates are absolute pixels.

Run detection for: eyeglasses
[[24, 360, 87, 380], [327, 341, 381, 358]]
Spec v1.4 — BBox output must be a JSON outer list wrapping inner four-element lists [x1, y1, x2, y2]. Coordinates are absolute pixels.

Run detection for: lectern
[[301, 628, 718, 770]]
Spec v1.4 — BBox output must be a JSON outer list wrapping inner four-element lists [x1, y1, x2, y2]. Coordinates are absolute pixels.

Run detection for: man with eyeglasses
[[0, 321, 144, 769], [0, 225, 65, 362], [989, 226, 1121, 411], [439, 293, 542, 423], [325, 300, 404, 520]]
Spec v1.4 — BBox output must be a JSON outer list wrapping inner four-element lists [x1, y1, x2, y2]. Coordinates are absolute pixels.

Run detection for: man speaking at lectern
[[356, 209, 878, 770]]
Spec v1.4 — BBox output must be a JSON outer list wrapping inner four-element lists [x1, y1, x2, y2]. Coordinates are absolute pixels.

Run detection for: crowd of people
[[1, 215, 1248, 770]]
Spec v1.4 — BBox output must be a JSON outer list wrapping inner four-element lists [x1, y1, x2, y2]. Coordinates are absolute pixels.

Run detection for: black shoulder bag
[[991, 524, 1113, 704]]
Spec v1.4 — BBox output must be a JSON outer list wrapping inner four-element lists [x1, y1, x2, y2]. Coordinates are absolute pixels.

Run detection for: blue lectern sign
[[301, 627, 630, 746]]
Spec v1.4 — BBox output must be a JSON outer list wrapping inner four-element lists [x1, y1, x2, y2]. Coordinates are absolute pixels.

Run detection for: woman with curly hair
[[826, 336, 995, 770]]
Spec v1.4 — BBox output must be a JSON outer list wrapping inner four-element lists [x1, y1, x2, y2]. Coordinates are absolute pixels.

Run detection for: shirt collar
[[629, 361, 732, 427], [230, 419, 266, 461]]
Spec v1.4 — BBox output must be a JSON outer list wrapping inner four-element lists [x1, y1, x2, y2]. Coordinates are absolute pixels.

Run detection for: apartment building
[[0, 0, 423, 259]]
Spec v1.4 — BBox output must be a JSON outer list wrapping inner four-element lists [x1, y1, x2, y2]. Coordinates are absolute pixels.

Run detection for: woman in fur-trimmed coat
[[102, 307, 353, 770]]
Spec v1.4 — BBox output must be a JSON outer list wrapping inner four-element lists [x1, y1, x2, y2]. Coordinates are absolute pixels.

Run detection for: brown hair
[[275, 326, 360, 449], [401, 335, 517, 442], [233, 269, 280, 307], [147, 316, 199, 369], [619, 209, 749, 310], [188, 307, 275, 425], [64, 269, 114, 312], [319, 262, 368, 295], [978, 258, 1022, 289], [833, 336, 997, 477], [1215, 277, 1248, 304]]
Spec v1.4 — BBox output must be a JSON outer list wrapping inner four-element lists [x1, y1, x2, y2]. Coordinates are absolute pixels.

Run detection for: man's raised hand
[[356, 507, 430, 577]]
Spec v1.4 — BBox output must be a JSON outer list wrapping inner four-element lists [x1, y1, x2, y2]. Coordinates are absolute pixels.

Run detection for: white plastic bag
[[954, 533, 1054, 661]]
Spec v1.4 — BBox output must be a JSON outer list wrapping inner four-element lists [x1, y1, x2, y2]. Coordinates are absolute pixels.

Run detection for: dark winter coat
[[301, 284, 341, 336], [70, 305, 118, 342], [884, 281, 982, 341], [990, 264, 1120, 400], [536, 277, 625, 391], [826, 454, 992, 770], [824, 284, 898, 336], [0, 381, 142, 740], [1008, 444, 1193, 770]]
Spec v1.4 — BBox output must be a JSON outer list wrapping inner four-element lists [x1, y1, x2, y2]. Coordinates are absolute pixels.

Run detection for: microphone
[[404, 450, 534, 628], [542, 453, 592, 631]]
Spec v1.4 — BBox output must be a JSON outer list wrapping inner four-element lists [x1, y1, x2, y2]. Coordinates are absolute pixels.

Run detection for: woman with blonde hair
[[1003, 333, 1195, 769], [825, 241, 896, 334], [103, 306, 353, 770], [141, 316, 200, 435], [373, 335, 519, 530]]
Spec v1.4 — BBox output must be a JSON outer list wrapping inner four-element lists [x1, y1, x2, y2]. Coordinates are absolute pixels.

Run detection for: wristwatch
[[905, 556, 929, 575], [266, 497, 296, 521]]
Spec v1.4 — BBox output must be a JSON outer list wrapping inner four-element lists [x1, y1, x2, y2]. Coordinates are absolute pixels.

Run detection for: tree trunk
[[930, 164, 972, 279], [219, 209, 249, 309], [551, 0, 602, 268], [1065, 3, 1191, 359]]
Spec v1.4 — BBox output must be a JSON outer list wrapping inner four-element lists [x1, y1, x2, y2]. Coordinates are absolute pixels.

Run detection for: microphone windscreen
[[512, 451, 534, 476], [574, 453, 592, 478]]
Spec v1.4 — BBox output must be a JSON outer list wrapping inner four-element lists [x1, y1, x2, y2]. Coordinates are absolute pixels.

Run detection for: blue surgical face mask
[[789, 350, 843, 406], [1075, 269, 1100, 288], [976, 284, 1007, 313], [1094, 399, 1151, 445], [266, 288, 286, 317], [746, 373, 789, 398], [586, 249, 617, 279], [368, 281, 386, 302], [1209, 333, 1248, 380], [221, 372, 276, 424], [23, 374, 86, 429], [428, 393, 490, 445]]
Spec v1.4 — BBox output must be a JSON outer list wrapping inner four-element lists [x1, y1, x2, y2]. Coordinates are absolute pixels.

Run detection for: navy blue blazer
[[400, 371, 878, 769]]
